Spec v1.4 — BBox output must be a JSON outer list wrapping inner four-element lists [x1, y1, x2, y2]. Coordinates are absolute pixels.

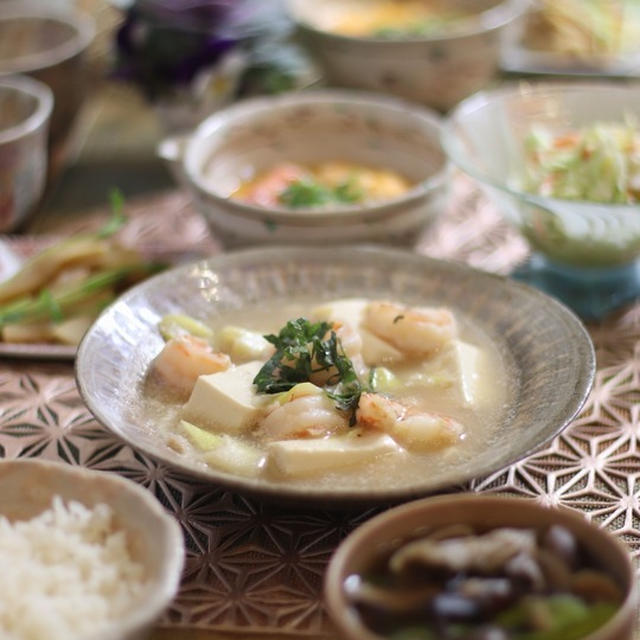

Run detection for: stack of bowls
[[0, 75, 52, 231], [0, 0, 95, 181]]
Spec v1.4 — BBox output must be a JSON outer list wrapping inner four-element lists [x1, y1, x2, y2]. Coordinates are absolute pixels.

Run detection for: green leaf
[[98, 188, 128, 238], [333, 178, 363, 204], [278, 177, 364, 209], [253, 317, 364, 420], [38, 289, 63, 323], [278, 180, 334, 208], [0, 263, 164, 327]]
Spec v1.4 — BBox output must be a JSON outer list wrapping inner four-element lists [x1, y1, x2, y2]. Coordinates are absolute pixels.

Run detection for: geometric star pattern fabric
[[1, 180, 638, 636]]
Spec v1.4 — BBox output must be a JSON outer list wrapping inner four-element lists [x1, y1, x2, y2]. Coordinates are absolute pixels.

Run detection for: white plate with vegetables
[[0, 192, 213, 360], [501, 1, 640, 78], [76, 247, 594, 506], [0, 215, 165, 359]]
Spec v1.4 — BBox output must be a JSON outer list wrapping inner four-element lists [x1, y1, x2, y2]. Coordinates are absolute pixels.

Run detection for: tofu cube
[[267, 430, 401, 477], [182, 360, 265, 433], [311, 298, 367, 327], [452, 341, 482, 406], [418, 340, 483, 406], [360, 327, 404, 366]]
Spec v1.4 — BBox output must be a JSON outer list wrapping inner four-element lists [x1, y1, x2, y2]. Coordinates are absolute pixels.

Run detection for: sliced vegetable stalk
[[0, 263, 163, 327], [0, 189, 128, 304]]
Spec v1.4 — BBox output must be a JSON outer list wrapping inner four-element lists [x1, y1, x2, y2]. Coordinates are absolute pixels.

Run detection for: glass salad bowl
[[442, 83, 640, 320]]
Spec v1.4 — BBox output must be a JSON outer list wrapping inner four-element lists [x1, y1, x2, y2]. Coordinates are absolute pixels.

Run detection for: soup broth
[[346, 522, 622, 639], [145, 298, 512, 491], [324, 0, 469, 38], [230, 161, 412, 209]]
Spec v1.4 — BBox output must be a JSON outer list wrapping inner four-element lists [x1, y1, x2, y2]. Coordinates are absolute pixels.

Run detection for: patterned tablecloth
[[1, 180, 639, 638]]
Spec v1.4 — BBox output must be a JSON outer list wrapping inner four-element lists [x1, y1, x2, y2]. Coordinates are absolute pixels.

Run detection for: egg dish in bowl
[[159, 90, 448, 248], [287, 0, 526, 111]]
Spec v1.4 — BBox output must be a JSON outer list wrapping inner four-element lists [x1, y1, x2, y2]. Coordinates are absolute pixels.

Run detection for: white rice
[[0, 497, 147, 640]]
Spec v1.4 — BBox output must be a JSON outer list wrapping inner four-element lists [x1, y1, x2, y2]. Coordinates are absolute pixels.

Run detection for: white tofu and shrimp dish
[[146, 298, 510, 489]]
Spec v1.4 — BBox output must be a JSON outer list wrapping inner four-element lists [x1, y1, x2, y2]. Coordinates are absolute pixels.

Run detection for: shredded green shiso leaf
[[253, 318, 364, 419], [278, 178, 362, 208]]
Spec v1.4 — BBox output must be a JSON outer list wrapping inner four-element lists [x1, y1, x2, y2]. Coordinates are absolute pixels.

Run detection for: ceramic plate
[[500, 13, 640, 78], [0, 197, 215, 360], [76, 247, 595, 506], [0, 237, 77, 360]]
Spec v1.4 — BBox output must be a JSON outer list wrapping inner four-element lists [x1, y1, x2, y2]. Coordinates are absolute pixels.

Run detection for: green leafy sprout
[[253, 318, 365, 420], [278, 177, 363, 209]]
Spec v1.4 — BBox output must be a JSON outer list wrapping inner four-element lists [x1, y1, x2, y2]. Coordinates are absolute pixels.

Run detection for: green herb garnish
[[333, 177, 363, 204], [278, 178, 363, 209], [253, 318, 364, 420], [279, 180, 334, 208], [98, 188, 128, 238]]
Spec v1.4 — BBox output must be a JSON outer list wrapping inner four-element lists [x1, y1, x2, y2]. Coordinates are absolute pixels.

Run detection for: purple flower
[[113, 0, 290, 99]]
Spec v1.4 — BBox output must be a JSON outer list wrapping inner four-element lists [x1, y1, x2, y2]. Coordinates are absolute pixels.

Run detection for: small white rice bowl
[[0, 459, 184, 640]]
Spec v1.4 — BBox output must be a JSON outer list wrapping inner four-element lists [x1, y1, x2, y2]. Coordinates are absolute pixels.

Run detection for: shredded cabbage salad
[[523, 120, 640, 204]]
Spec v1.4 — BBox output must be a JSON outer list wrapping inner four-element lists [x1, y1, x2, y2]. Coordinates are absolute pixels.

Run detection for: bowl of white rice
[[0, 458, 184, 640]]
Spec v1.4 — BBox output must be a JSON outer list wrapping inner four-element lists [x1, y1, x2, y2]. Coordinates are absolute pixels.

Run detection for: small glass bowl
[[0, 74, 53, 231], [442, 83, 640, 319]]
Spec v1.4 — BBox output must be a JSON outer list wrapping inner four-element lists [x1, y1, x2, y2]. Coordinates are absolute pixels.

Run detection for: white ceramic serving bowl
[[159, 90, 449, 248], [0, 75, 53, 231], [325, 494, 638, 640], [442, 83, 640, 269], [0, 0, 95, 176], [0, 458, 184, 640], [287, 0, 527, 112]]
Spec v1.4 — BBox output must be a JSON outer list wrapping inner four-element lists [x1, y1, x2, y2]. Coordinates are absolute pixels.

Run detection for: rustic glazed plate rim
[[76, 246, 596, 505]]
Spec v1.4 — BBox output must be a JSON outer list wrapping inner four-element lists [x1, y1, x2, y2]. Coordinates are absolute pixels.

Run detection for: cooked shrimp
[[238, 163, 309, 207], [356, 392, 463, 451], [151, 335, 231, 396], [356, 391, 406, 431], [333, 321, 362, 358], [362, 301, 457, 357], [259, 393, 348, 441]]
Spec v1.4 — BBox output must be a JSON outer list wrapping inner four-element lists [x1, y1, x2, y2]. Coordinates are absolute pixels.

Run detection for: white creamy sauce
[[145, 299, 514, 491]]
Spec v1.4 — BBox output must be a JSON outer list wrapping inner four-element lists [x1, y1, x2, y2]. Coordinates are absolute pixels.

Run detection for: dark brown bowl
[[325, 494, 638, 640]]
